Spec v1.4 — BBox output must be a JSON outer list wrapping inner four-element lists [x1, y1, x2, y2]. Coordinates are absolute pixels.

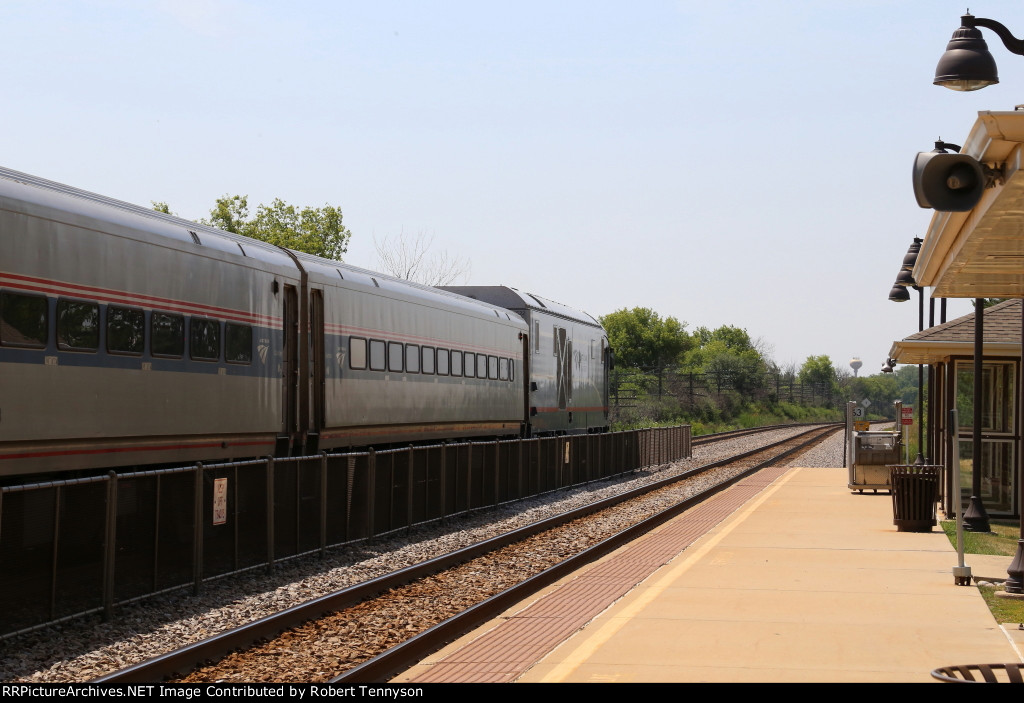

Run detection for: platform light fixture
[[935, 14, 1024, 91]]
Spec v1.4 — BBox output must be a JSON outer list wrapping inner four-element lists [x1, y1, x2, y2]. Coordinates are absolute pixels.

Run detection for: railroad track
[[691, 422, 819, 446], [94, 423, 840, 684]]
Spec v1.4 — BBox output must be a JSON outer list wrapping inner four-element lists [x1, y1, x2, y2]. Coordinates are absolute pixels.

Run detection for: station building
[[889, 299, 1020, 517], [891, 109, 1024, 520]]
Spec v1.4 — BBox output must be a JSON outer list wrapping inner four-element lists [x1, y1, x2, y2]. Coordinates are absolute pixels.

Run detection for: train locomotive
[[0, 166, 611, 480]]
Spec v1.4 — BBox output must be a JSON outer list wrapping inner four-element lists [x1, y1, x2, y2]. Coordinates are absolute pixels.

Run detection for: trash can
[[888, 465, 941, 532]]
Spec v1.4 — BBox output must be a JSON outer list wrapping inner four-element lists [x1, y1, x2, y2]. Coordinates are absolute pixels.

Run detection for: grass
[[941, 519, 1024, 624], [979, 586, 1024, 624], [940, 519, 1021, 556]]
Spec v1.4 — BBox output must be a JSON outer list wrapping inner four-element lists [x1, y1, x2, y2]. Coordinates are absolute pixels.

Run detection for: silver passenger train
[[0, 167, 611, 479]]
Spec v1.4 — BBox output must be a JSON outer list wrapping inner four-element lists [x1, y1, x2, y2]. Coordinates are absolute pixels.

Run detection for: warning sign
[[901, 406, 913, 426], [213, 478, 228, 525]]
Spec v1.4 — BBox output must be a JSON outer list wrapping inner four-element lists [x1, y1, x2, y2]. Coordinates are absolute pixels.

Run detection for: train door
[[602, 337, 611, 424], [521, 327, 531, 434], [555, 326, 570, 411], [308, 289, 325, 452], [282, 285, 299, 451]]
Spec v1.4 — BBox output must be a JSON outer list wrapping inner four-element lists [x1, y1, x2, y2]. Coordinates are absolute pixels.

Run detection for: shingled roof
[[889, 299, 1021, 364]]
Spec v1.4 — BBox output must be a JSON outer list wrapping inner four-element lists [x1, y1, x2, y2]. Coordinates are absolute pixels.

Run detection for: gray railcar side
[[441, 286, 610, 435], [295, 255, 528, 449], [0, 168, 299, 476]]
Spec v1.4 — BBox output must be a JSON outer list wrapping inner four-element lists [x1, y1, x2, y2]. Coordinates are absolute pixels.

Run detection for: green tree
[[799, 355, 838, 390], [206, 195, 351, 259], [600, 307, 693, 369], [683, 325, 768, 393]]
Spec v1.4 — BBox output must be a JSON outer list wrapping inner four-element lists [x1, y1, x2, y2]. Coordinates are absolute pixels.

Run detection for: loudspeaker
[[913, 151, 985, 211]]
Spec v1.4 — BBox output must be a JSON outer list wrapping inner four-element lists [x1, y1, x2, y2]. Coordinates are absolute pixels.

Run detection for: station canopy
[[889, 299, 1021, 364], [913, 111, 1024, 298]]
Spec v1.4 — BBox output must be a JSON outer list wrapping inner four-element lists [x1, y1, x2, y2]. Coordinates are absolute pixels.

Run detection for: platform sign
[[213, 478, 228, 525], [901, 406, 914, 426]]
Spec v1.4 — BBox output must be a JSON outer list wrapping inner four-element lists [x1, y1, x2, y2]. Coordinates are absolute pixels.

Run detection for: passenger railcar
[[442, 286, 610, 435], [0, 166, 608, 480], [291, 252, 527, 452], [0, 169, 299, 476]]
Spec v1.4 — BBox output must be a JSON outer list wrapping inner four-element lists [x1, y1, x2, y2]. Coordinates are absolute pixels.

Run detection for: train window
[[437, 348, 450, 375], [349, 337, 367, 370], [0, 291, 48, 348], [499, 357, 508, 381], [225, 323, 252, 363], [485, 354, 496, 380], [151, 312, 184, 357], [534, 320, 540, 353], [509, 358, 514, 382], [406, 344, 420, 373], [450, 350, 463, 376], [421, 346, 435, 374], [107, 306, 144, 355], [57, 299, 99, 351], [464, 351, 475, 378], [388, 341, 403, 372], [190, 318, 221, 361], [369, 340, 386, 371]]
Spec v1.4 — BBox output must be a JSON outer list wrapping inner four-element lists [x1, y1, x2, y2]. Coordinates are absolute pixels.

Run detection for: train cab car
[[0, 167, 301, 478], [441, 286, 610, 435], [289, 255, 529, 451]]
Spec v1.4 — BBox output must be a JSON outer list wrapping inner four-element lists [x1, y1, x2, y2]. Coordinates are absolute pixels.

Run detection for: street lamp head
[[889, 284, 911, 302], [894, 268, 916, 287], [934, 15, 999, 91], [902, 237, 923, 270]]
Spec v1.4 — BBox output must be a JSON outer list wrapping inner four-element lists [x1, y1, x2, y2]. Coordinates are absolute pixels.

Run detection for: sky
[[1, 0, 1016, 375]]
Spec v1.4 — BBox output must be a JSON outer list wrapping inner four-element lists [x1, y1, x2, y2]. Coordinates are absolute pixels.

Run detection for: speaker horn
[[912, 151, 986, 211]]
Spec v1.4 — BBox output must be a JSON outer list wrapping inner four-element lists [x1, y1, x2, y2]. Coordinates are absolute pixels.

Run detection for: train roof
[[289, 251, 528, 325], [0, 165, 296, 269], [440, 286, 604, 330]]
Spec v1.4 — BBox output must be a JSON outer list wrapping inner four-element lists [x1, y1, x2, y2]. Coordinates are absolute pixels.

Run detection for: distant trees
[[799, 355, 838, 391], [843, 364, 918, 413], [152, 195, 352, 259], [205, 195, 351, 260], [684, 325, 770, 393], [600, 308, 693, 369], [373, 230, 470, 286]]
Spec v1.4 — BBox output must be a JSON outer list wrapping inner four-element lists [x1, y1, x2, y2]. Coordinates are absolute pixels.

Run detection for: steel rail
[[93, 424, 839, 684], [689, 420, 856, 445]]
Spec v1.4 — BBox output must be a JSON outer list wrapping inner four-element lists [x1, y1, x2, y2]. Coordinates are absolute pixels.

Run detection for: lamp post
[[964, 299, 991, 533], [932, 11, 1013, 544], [889, 238, 926, 464]]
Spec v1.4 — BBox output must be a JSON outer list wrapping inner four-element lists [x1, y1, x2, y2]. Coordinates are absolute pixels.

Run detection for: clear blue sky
[[3, 1, 1014, 374]]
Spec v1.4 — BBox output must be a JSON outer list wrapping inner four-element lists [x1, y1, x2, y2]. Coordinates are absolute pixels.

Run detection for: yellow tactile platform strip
[[403, 463, 793, 683]]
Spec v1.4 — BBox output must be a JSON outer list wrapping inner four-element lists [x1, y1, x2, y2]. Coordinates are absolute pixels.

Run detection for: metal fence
[[0, 425, 690, 638], [612, 367, 840, 410]]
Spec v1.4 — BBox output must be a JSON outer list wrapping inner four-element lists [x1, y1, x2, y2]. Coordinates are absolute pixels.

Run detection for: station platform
[[393, 465, 1024, 683]]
